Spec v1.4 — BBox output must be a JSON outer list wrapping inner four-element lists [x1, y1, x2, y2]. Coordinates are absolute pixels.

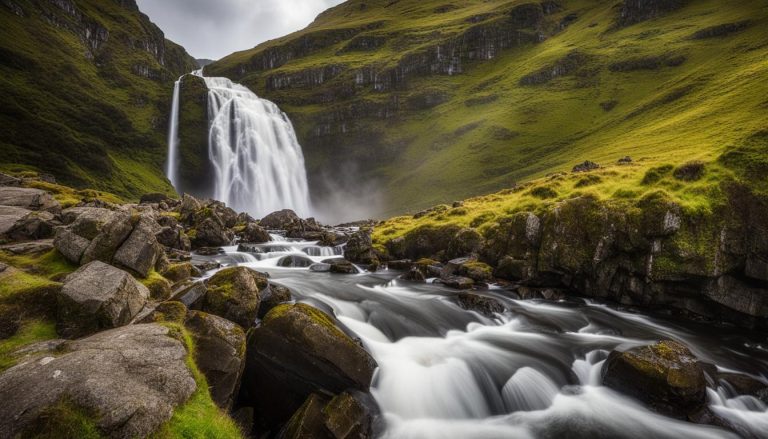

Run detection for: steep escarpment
[[0, 0, 197, 199], [208, 0, 768, 217]]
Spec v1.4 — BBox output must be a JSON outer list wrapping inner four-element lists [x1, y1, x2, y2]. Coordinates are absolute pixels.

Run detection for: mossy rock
[[281, 391, 380, 439], [142, 301, 188, 324], [203, 267, 267, 328], [141, 271, 173, 301], [162, 263, 194, 284], [243, 303, 377, 430], [602, 340, 706, 416]]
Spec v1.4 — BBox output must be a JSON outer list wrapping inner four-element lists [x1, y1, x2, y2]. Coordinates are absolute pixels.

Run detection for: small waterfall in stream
[[165, 76, 182, 188], [195, 70, 312, 218]]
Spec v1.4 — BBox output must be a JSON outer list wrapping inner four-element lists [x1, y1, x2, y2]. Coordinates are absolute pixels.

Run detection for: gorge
[[0, 0, 767, 438]]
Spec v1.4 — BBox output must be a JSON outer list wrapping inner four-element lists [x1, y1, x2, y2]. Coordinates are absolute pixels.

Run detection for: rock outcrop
[[56, 261, 149, 338], [281, 391, 381, 439], [203, 267, 267, 328], [0, 324, 196, 438]]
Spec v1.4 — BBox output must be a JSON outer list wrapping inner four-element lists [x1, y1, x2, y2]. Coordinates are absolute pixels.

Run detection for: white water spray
[[194, 70, 312, 218], [165, 76, 182, 188]]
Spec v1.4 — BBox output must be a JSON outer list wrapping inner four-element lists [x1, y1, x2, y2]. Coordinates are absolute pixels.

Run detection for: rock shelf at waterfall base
[[0, 173, 766, 439]]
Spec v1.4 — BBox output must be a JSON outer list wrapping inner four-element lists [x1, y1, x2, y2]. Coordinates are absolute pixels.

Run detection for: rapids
[[197, 234, 768, 439]]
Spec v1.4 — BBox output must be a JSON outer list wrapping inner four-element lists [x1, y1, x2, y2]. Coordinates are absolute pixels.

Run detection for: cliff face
[[0, 0, 197, 199], [208, 0, 768, 217]]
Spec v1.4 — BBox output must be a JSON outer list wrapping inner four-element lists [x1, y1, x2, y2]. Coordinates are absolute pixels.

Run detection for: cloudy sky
[[136, 0, 345, 60]]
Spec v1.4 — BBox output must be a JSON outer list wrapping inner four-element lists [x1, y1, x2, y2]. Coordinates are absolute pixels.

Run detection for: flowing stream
[[199, 235, 768, 439]]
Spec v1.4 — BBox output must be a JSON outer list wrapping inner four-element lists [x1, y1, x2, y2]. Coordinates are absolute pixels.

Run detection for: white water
[[193, 70, 312, 218], [197, 236, 768, 438], [165, 76, 182, 188]]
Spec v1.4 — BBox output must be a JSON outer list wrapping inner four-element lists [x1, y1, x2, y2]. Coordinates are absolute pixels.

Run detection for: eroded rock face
[[243, 303, 377, 429], [203, 267, 267, 328], [54, 207, 132, 264], [185, 311, 246, 410], [0, 324, 196, 439], [602, 340, 706, 417], [616, 0, 685, 27], [57, 261, 149, 338]]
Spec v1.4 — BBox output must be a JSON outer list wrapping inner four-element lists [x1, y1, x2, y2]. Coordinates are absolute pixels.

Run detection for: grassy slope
[[0, 0, 197, 200], [209, 0, 768, 217]]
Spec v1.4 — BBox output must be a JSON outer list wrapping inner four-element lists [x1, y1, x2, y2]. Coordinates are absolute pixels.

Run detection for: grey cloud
[[136, 0, 344, 60]]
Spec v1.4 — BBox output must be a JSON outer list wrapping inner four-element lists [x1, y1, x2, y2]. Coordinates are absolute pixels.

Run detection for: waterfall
[[194, 70, 312, 218], [165, 76, 182, 188]]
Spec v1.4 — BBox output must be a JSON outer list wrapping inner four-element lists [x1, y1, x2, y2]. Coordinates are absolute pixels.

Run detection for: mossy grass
[[0, 319, 57, 372], [0, 249, 78, 281], [20, 398, 102, 439], [152, 323, 244, 439], [140, 270, 173, 300]]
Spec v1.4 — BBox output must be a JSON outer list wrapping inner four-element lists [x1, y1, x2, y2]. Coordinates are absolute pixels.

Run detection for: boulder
[[0, 239, 54, 255], [113, 216, 163, 277], [53, 207, 133, 265], [329, 259, 358, 274], [0, 186, 60, 212], [260, 209, 303, 230], [162, 262, 195, 284], [344, 229, 377, 264], [602, 340, 706, 417], [0, 172, 21, 186], [192, 216, 233, 248], [0, 324, 196, 438], [456, 293, 505, 316], [171, 280, 208, 308], [572, 160, 600, 172], [400, 268, 426, 283], [243, 303, 377, 428], [203, 267, 267, 327], [157, 225, 191, 251], [281, 391, 381, 439], [387, 259, 413, 270], [179, 194, 202, 223], [57, 261, 150, 338], [446, 228, 484, 259], [240, 222, 270, 243], [0, 205, 31, 236], [185, 311, 246, 410], [438, 276, 475, 290], [258, 283, 293, 318], [310, 263, 332, 273], [2, 210, 57, 241]]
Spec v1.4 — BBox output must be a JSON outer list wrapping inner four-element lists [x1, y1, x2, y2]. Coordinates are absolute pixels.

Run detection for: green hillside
[[0, 0, 197, 199], [208, 0, 768, 217]]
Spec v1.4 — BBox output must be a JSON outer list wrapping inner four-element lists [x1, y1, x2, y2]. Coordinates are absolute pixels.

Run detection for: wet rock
[[572, 160, 600, 172], [329, 259, 358, 274], [113, 215, 163, 277], [281, 391, 381, 439], [57, 261, 149, 338], [203, 267, 267, 328], [458, 261, 494, 282], [260, 209, 303, 230], [243, 303, 377, 428], [704, 276, 768, 317], [258, 283, 293, 318], [310, 262, 332, 273], [0, 324, 196, 438], [400, 267, 426, 283], [387, 259, 413, 270], [0, 186, 60, 213], [185, 311, 246, 410], [344, 229, 377, 264], [196, 246, 223, 256], [456, 293, 505, 316], [602, 340, 706, 417], [240, 222, 270, 243], [279, 254, 316, 268], [192, 216, 233, 248], [439, 276, 475, 290], [0, 205, 31, 236]]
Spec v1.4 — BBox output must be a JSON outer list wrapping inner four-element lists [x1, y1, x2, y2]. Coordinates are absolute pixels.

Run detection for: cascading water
[[193, 70, 312, 218], [165, 76, 182, 188], [193, 236, 768, 439]]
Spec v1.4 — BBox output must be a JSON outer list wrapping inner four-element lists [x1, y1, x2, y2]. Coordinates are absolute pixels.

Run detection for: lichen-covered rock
[[602, 340, 706, 417], [446, 228, 484, 259], [57, 261, 149, 338], [0, 186, 60, 213], [141, 301, 188, 324], [113, 215, 163, 277], [203, 267, 267, 327], [281, 391, 381, 439], [243, 303, 377, 429], [0, 324, 196, 439], [185, 311, 246, 410], [388, 225, 463, 261]]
